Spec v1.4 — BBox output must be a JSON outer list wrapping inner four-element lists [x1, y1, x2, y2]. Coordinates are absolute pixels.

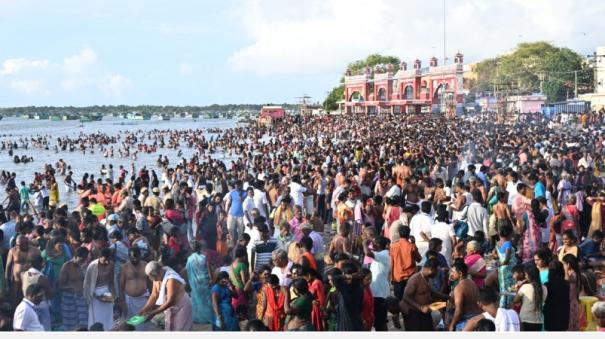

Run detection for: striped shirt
[[252, 238, 279, 272]]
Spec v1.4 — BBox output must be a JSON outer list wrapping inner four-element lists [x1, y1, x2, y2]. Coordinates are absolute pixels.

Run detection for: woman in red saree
[[263, 274, 286, 331], [303, 267, 326, 331]]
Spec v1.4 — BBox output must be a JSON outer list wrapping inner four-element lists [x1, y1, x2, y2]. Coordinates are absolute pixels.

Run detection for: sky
[[0, 0, 604, 107]]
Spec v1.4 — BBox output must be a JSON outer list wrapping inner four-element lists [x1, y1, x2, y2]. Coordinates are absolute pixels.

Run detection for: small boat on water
[[63, 113, 79, 120], [90, 113, 103, 121], [127, 112, 151, 120], [203, 112, 219, 119], [154, 114, 171, 121]]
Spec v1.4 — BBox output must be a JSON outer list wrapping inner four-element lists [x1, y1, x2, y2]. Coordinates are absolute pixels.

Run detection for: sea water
[[0, 116, 239, 208]]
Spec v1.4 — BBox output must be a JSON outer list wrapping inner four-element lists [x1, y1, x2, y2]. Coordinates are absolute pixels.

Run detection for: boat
[[203, 112, 219, 119], [34, 113, 49, 120], [62, 113, 79, 120], [127, 112, 151, 120], [50, 114, 62, 121], [90, 113, 103, 121], [154, 114, 171, 121]]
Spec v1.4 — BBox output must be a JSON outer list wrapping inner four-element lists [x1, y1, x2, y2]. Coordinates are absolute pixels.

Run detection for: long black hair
[[524, 265, 544, 313], [561, 254, 581, 298]]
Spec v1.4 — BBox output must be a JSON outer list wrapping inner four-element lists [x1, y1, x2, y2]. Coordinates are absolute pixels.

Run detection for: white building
[[579, 46, 605, 111]]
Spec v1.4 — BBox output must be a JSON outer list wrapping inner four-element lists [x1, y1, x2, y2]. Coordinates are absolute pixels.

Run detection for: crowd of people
[[0, 111, 605, 332]]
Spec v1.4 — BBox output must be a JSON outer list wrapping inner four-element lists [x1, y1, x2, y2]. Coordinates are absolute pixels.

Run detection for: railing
[[344, 74, 368, 84]]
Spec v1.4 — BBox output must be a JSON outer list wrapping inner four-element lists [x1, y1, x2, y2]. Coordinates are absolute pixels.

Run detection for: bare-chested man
[[5, 235, 42, 306], [83, 248, 115, 331], [402, 258, 447, 331], [393, 159, 412, 188], [493, 191, 513, 228], [59, 247, 89, 330], [328, 221, 352, 260], [447, 261, 481, 331], [119, 247, 149, 320], [403, 177, 422, 206]]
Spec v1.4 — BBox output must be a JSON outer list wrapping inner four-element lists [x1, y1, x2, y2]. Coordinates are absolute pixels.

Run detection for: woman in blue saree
[[211, 271, 240, 331], [185, 241, 214, 325]]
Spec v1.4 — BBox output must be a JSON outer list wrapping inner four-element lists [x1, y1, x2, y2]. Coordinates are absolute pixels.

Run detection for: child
[[360, 268, 374, 331], [216, 210, 229, 256], [325, 268, 341, 331], [167, 226, 181, 257]]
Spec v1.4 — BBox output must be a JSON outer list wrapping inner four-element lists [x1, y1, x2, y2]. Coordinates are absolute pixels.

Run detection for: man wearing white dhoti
[[83, 248, 116, 331], [139, 261, 193, 331], [119, 248, 150, 330]]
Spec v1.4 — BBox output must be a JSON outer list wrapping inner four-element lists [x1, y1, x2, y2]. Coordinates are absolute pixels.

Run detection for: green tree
[[470, 41, 593, 102], [323, 85, 344, 112]]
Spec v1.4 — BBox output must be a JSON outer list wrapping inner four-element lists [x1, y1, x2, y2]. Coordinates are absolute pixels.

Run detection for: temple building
[[342, 53, 466, 114]]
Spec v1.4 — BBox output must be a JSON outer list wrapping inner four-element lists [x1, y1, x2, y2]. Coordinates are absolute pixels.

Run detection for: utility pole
[[574, 70, 578, 99], [443, 0, 446, 66], [494, 69, 498, 114]]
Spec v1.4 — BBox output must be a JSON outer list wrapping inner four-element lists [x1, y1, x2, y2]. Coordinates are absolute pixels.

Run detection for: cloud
[[179, 62, 194, 76], [228, 0, 604, 76], [98, 73, 132, 96], [9, 79, 50, 95], [0, 58, 49, 75], [63, 47, 97, 74], [0, 47, 134, 99]]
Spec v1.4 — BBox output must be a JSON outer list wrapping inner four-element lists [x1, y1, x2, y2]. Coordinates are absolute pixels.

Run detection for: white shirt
[[466, 202, 489, 237], [13, 299, 45, 331], [430, 221, 456, 266], [0, 220, 16, 249], [483, 308, 521, 332], [370, 250, 391, 298], [272, 261, 293, 287], [242, 196, 256, 226], [309, 231, 325, 256], [506, 181, 518, 206], [409, 212, 433, 256], [253, 189, 269, 218], [385, 185, 401, 198], [289, 182, 307, 207], [409, 213, 433, 240]]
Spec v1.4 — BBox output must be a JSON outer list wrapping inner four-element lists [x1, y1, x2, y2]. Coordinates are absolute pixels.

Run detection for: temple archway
[[377, 88, 387, 101]]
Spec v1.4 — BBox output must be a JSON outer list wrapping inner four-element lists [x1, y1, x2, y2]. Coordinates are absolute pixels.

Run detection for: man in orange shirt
[[390, 225, 421, 301], [389, 225, 421, 328]]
